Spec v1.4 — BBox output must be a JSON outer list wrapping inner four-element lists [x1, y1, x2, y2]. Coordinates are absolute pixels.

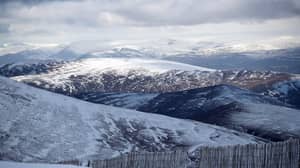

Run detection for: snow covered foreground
[[0, 161, 85, 168], [0, 76, 263, 162]]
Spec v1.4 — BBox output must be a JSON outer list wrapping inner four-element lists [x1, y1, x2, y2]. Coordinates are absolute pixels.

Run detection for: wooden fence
[[192, 139, 299, 168], [58, 139, 300, 168], [90, 151, 187, 168]]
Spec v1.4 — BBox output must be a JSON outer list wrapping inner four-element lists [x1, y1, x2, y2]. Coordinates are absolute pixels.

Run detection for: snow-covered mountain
[[0, 49, 58, 66], [8, 58, 292, 95], [0, 47, 82, 66], [165, 47, 300, 74], [75, 85, 300, 141], [0, 76, 262, 162], [0, 61, 65, 77], [2, 40, 300, 74], [259, 80, 300, 109], [138, 85, 300, 141]]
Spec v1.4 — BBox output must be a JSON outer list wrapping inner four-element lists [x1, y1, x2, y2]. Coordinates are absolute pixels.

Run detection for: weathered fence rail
[[59, 139, 300, 168]]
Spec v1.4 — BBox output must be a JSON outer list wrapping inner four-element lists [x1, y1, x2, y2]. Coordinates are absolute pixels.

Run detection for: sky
[[0, 0, 300, 48]]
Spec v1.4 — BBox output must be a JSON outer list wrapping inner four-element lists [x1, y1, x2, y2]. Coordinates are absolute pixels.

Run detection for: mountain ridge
[[70, 84, 300, 141], [6, 58, 291, 95]]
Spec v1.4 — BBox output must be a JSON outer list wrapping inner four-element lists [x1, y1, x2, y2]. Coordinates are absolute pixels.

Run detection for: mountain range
[[2, 58, 292, 95], [0, 43, 299, 163], [1, 42, 300, 73]]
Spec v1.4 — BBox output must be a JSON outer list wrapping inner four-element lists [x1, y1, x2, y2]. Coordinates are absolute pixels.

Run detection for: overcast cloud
[[0, 0, 299, 44]]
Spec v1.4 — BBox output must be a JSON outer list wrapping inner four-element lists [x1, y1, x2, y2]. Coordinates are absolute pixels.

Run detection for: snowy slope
[[260, 80, 300, 109], [0, 49, 57, 66], [10, 58, 292, 95], [85, 85, 300, 141], [0, 46, 79, 68], [0, 77, 262, 162], [15, 57, 214, 74], [0, 161, 85, 168], [10, 58, 217, 94], [138, 85, 300, 141], [0, 61, 65, 77], [165, 47, 300, 74], [77, 92, 159, 110]]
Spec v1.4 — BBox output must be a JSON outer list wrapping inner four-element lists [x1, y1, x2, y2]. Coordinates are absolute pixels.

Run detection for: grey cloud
[[0, 0, 299, 43], [115, 0, 300, 25], [1, 0, 300, 27], [0, 24, 10, 33], [0, 0, 80, 5]]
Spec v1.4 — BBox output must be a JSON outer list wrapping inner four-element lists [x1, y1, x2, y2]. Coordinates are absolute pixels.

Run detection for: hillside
[[0, 76, 262, 162], [258, 80, 300, 109], [138, 85, 300, 141], [6, 58, 291, 95], [76, 85, 300, 141]]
